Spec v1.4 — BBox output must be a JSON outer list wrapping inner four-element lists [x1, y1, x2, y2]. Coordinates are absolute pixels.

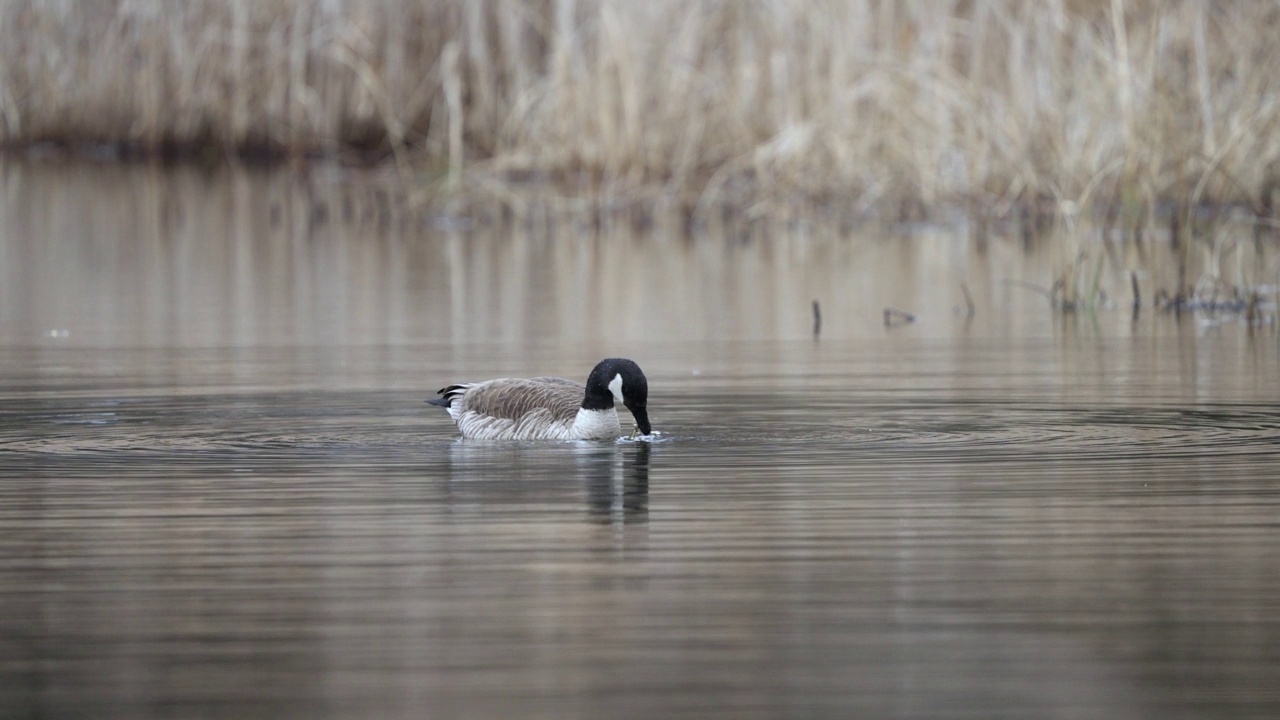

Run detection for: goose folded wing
[[463, 378, 584, 422]]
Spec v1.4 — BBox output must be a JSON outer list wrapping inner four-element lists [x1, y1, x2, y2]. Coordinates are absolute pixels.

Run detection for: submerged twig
[[1152, 274, 1277, 318], [812, 300, 821, 337], [960, 282, 976, 320], [884, 307, 917, 327]]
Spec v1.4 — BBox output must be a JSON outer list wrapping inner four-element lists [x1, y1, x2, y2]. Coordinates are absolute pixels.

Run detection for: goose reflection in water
[[438, 439, 651, 526], [585, 441, 649, 525]]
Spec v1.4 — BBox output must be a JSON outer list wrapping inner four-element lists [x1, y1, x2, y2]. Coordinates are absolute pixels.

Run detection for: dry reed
[[2, 0, 1280, 214]]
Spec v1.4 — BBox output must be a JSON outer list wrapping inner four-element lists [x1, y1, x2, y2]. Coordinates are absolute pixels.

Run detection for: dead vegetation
[[1, 0, 1279, 219], [1026, 210, 1279, 323]]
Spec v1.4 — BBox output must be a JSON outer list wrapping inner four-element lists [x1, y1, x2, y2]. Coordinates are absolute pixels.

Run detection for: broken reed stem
[[960, 282, 975, 319]]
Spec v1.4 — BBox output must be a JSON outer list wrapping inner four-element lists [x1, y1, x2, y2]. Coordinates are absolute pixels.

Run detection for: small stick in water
[[812, 300, 822, 337], [884, 307, 917, 327], [1130, 271, 1141, 310], [960, 283, 976, 319]]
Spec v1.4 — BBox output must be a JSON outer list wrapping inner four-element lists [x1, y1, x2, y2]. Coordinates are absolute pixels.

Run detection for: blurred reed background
[[2, 0, 1278, 215], [4, 162, 1079, 351]]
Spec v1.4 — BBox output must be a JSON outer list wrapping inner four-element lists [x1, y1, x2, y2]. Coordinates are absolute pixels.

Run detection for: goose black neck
[[581, 385, 615, 411]]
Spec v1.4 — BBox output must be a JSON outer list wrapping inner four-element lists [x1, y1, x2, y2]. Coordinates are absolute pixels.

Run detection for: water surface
[[2, 162, 1278, 719]]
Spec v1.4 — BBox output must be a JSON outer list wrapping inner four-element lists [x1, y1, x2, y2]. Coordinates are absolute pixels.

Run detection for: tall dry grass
[[2, 0, 1279, 214]]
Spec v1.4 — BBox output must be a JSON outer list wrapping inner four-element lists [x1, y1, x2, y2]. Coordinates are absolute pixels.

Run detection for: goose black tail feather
[[427, 384, 468, 408]]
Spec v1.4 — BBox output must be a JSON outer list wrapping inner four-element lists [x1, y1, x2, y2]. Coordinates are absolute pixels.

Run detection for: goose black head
[[583, 357, 651, 435]]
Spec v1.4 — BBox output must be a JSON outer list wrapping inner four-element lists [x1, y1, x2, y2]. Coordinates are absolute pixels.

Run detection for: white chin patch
[[608, 373, 624, 403]]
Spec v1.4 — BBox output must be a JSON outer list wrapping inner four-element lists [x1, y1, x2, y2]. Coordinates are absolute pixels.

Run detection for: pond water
[[1, 162, 1279, 719]]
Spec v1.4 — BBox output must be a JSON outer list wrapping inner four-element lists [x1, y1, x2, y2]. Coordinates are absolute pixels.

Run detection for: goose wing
[[459, 377, 584, 423]]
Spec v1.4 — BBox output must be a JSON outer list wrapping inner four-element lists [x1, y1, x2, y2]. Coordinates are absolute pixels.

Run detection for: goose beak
[[629, 406, 651, 436]]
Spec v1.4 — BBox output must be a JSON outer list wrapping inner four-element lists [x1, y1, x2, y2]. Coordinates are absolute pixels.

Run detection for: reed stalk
[[1, 0, 1278, 213]]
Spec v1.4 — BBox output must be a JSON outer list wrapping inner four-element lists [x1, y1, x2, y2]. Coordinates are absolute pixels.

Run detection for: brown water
[[2, 162, 1279, 719]]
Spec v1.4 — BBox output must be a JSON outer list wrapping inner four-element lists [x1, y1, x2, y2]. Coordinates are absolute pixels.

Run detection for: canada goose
[[427, 358, 652, 440]]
